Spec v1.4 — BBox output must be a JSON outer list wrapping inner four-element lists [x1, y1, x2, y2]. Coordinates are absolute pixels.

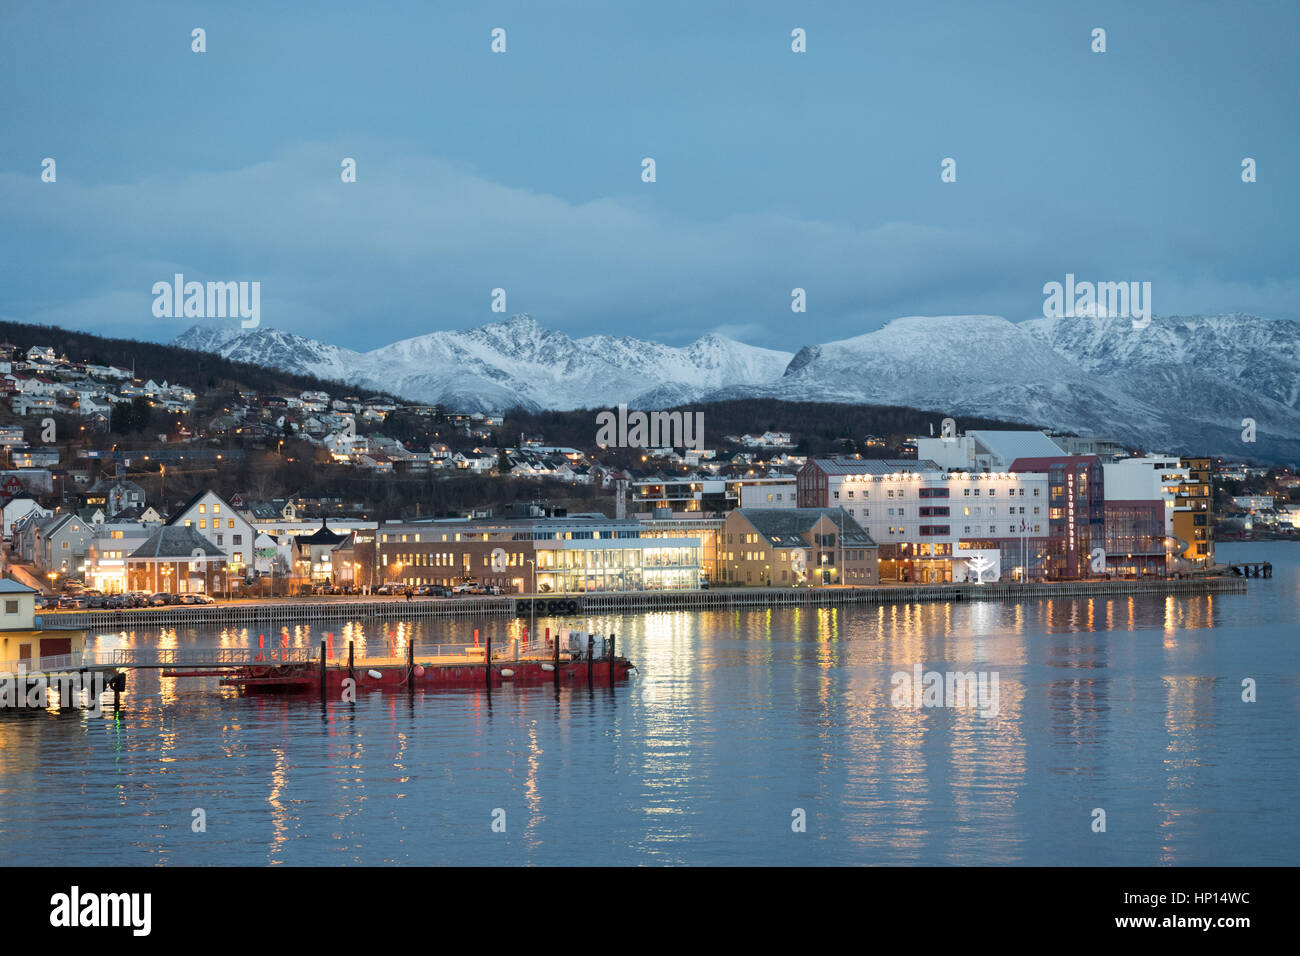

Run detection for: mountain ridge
[[171, 312, 1300, 463]]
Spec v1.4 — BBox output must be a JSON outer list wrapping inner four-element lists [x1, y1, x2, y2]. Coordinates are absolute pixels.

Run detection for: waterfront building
[[86, 522, 158, 593], [164, 490, 256, 575], [375, 514, 701, 594], [125, 525, 229, 594], [797, 458, 1050, 583], [636, 514, 725, 582], [1008, 455, 1106, 580], [0, 579, 83, 667], [293, 521, 350, 585], [720, 508, 878, 586], [1102, 455, 1189, 576], [1173, 457, 1214, 567]]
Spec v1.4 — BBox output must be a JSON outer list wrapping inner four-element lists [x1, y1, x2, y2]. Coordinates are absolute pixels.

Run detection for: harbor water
[[1, 541, 1295, 865]]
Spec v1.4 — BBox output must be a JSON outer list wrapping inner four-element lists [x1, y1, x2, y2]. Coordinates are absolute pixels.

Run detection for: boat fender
[[566, 601, 577, 613], [413, 665, 425, 677], [367, 669, 382, 679], [501, 668, 515, 679], [541, 663, 555, 672]]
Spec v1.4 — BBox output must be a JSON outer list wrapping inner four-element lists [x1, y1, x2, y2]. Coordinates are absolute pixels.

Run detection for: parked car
[[148, 593, 170, 607]]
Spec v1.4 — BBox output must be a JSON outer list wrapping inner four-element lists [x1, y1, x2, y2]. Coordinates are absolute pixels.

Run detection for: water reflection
[[1, 545, 1295, 865]]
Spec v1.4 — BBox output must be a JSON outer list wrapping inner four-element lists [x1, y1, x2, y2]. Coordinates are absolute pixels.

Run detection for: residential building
[[632, 475, 797, 516], [163, 490, 256, 576], [1173, 457, 1214, 567]]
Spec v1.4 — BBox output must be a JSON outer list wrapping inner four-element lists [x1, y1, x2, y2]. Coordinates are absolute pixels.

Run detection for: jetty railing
[[0, 646, 318, 675]]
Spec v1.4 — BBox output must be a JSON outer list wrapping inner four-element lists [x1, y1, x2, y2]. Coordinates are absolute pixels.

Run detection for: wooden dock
[[35, 576, 1247, 631]]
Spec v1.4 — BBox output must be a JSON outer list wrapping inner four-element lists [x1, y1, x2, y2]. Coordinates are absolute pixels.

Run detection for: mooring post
[[553, 628, 560, 687], [609, 634, 616, 685], [319, 639, 327, 701], [407, 636, 414, 687], [348, 640, 355, 686], [587, 634, 594, 690], [486, 633, 493, 688]]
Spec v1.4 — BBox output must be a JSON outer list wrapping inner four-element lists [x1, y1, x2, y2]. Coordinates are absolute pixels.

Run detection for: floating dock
[[2, 630, 632, 708]]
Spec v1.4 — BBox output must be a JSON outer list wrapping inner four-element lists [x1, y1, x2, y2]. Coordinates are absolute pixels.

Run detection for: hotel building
[[797, 458, 1050, 582]]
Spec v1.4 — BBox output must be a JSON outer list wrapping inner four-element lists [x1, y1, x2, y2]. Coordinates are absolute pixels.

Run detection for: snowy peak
[[171, 312, 1300, 463]]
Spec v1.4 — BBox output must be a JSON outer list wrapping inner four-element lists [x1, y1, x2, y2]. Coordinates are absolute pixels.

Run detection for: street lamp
[[522, 557, 537, 642]]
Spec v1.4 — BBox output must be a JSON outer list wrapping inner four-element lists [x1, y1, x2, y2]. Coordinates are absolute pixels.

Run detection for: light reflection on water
[[0, 542, 1296, 865]]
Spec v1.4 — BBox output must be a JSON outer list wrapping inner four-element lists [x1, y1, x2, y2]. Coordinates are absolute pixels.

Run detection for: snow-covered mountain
[[173, 314, 794, 415], [172, 312, 1300, 463]]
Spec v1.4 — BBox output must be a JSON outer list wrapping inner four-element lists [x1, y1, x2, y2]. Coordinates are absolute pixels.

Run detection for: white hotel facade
[[797, 459, 1050, 582]]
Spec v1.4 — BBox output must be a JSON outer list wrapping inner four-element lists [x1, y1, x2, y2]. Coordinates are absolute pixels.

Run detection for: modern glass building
[[375, 514, 701, 593]]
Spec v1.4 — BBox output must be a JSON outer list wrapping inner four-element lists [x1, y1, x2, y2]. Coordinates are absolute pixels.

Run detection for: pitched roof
[[1008, 454, 1101, 472], [0, 578, 36, 594], [735, 507, 876, 548], [163, 489, 209, 525], [129, 525, 226, 560], [806, 458, 940, 476], [299, 521, 347, 546], [968, 430, 1066, 462]]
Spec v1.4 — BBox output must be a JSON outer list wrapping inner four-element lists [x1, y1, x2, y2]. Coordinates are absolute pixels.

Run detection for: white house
[[163, 490, 256, 574]]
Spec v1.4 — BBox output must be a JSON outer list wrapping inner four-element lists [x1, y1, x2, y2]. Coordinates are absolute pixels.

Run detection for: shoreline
[[37, 576, 1248, 631]]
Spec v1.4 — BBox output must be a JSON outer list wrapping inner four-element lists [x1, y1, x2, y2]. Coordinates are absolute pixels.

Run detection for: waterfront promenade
[[36, 575, 1247, 631]]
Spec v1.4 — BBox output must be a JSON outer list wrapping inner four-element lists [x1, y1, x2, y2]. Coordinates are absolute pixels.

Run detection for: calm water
[[1, 542, 1296, 866]]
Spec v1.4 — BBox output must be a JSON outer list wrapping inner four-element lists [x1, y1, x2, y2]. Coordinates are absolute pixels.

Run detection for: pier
[[1227, 561, 1272, 578], [34, 576, 1248, 632]]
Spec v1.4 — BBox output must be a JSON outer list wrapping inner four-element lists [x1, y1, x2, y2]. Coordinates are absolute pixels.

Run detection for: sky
[[1, 0, 1296, 352]]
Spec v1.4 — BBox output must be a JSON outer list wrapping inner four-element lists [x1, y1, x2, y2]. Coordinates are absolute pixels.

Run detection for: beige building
[[721, 508, 878, 587]]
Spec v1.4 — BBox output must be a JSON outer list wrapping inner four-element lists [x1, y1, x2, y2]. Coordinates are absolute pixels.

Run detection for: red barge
[[173, 631, 636, 695], [222, 655, 634, 693]]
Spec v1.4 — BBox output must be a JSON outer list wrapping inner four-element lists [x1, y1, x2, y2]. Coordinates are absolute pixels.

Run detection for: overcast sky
[[1, 0, 1296, 351]]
